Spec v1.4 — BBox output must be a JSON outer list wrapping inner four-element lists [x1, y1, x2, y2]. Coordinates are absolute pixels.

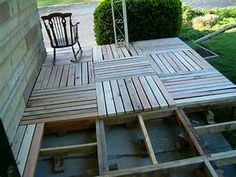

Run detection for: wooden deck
[[15, 37, 236, 177], [19, 37, 236, 123]]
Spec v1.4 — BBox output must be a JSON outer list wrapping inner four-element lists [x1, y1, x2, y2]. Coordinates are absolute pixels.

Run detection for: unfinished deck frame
[[14, 38, 236, 177]]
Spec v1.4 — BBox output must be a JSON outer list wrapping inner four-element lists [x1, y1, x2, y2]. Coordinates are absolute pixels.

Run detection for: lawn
[[180, 5, 236, 84], [37, 0, 97, 7]]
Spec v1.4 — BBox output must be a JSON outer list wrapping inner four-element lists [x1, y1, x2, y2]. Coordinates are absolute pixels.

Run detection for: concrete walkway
[[39, 3, 97, 49], [183, 0, 236, 8], [39, 0, 236, 49]]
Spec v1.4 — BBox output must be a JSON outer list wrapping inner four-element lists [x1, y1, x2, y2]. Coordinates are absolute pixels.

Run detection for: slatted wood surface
[[94, 56, 156, 82], [34, 62, 94, 90], [21, 84, 98, 124], [11, 123, 44, 177], [161, 70, 236, 106], [96, 75, 175, 116]]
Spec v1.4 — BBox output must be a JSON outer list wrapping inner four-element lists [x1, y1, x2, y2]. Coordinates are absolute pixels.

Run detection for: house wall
[[0, 0, 46, 143]]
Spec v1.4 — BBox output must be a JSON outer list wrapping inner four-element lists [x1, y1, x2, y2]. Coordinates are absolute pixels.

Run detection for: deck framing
[[14, 38, 236, 177]]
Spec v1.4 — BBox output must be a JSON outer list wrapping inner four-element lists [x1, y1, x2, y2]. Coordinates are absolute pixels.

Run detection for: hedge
[[94, 0, 182, 45]]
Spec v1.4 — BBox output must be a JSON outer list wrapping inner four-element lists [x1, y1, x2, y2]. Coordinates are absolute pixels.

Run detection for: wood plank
[[16, 124, 36, 176], [67, 64, 75, 86], [167, 52, 188, 72], [41, 66, 52, 89], [40, 142, 97, 156], [176, 92, 236, 106], [23, 123, 44, 177], [96, 82, 107, 116], [53, 65, 63, 88], [117, 79, 133, 113], [209, 150, 236, 166], [11, 126, 27, 160], [151, 54, 170, 74], [195, 120, 236, 134], [152, 75, 175, 107], [93, 46, 103, 62], [132, 77, 151, 110], [139, 76, 159, 109], [103, 81, 116, 115], [173, 51, 195, 71], [105, 45, 114, 59], [203, 159, 218, 177], [47, 66, 58, 89], [60, 65, 69, 87], [105, 156, 203, 176], [96, 120, 109, 175], [75, 63, 82, 85], [175, 109, 205, 156], [82, 62, 88, 84], [110, 44, 119, 58], [138, 115, 158, 164], [34, 67, 48, 90], [146, 76, 168, 108], [125, 78, 143, 111], [88, 61, 94, 83], [110, 80, 125, 115], [157, 53, 176, 73]]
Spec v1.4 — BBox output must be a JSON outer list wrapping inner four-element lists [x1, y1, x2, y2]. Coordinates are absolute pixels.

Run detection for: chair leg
[[71, 42, 83, 63], [71, 46, 77, 61], [53, 48, 56, 65]]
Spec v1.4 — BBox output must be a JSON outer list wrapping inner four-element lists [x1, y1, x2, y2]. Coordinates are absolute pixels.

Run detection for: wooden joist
[[40, 142, 97, 157], [104, 156, 204, 176], [138, 115, 158, 164], [195, 120, 236, 134], [209, 150, 236, 166], [175, 109, 205, 156], [96, 120, 109, 175]]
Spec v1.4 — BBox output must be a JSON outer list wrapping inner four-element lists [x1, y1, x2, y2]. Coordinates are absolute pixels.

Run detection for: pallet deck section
[[14, 37, 236, 177]]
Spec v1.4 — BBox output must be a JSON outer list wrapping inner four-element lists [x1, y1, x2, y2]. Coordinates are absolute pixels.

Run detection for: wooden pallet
[[21, 84, 98, 125]]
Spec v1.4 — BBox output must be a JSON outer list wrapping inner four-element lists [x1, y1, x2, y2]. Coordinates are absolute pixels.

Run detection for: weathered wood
[[203, 159, 218, 177], [195, 23, 236, 43], [23, 123, 44, 177], [40, 142, 97, 156], [209, 150, 236, 166], [96, 120, 109, 175], [138, 115, 158, 164], [105, 156, 204, 176], [175, 109, 205, 156], [195, 120, 236, 133]]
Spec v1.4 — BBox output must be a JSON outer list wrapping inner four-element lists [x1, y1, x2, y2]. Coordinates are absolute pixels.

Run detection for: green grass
[[37, 0, 97, 7], [180, 5, 236, 84], [202, 29, 236, 84]]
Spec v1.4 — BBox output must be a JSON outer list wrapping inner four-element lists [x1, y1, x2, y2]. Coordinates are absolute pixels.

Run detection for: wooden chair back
[[41, 13, 76, 48]]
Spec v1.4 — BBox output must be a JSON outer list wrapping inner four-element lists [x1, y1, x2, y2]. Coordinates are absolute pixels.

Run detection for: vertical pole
[[111, 0, 118, 45], [122, 0, 129, 49]]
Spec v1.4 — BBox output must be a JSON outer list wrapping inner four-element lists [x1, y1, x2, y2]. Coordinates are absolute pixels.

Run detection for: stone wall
[[0, 0, 46, 143]]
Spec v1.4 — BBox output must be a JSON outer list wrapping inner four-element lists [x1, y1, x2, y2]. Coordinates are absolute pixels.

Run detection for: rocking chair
[[41, 13, 83, 64]]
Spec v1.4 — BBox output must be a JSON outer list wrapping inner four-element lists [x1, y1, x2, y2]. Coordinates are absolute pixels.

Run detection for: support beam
[[175, 109, 205, 156], [195, 120, 236, 134], [138, 115, 158, 164], [209, 150, 236, 166], [203, 159, 218, 177], [40, 142, 97, 157], [105, 157, 204, 176], [96, 120, 109, 175], [23, 123, 44, 177]]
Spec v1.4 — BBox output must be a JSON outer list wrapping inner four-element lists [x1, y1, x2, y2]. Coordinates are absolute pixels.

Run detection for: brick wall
[[0, 0, 46, 143]]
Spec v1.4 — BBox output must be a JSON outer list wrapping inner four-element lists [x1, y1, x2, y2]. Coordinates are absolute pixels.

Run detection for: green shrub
[[94, 0, 182, 45]]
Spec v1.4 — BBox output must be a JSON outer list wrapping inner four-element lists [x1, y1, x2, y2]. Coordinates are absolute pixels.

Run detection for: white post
[[122, 0, 129, 49], [111, 0, 118, 44]]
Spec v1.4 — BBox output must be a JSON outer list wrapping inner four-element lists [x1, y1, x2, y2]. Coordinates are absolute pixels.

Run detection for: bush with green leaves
[[94, 0, 182, 45]]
